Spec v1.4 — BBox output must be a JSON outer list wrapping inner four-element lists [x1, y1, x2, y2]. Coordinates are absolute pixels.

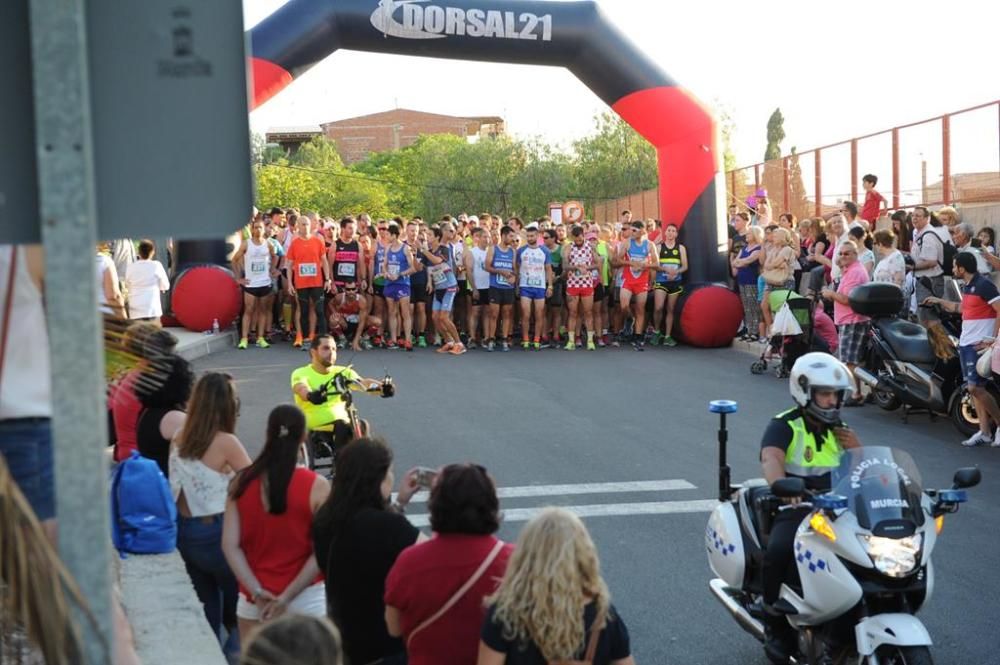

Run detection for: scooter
[[848, 283, 991, 436], [705, 399, 980, 664]]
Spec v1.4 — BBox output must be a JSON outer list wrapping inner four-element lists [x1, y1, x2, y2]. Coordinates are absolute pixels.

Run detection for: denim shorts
[[959, 344, 986, 386], [0, 418, 55, 520]]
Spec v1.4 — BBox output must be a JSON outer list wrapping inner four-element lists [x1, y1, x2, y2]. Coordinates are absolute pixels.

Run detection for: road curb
[[172, 328, 237, 361]]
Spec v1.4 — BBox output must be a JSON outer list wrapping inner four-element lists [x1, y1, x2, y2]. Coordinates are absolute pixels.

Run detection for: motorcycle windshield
[[830, 447, 925, 536]]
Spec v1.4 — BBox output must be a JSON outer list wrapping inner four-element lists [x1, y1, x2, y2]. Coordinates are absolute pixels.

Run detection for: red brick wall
[[322, 109, 485, 164]]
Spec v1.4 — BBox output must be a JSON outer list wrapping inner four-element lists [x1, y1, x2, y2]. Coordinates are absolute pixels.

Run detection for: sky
[[244, 0, 1000, 181]]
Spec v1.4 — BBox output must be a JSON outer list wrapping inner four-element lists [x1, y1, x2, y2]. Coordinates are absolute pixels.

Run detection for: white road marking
[[406, 499, 718, 527], [403, 479, 697, 504]]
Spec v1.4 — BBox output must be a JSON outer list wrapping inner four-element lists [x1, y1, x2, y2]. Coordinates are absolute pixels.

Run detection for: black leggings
[[297, 287, 327, 337], [763, 505, 811, 604]]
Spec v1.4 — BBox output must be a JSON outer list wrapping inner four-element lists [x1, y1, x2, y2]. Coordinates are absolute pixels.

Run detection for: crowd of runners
[[233, 208, 689, 354]]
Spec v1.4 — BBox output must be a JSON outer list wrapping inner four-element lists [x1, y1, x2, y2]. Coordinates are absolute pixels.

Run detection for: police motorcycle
[[302, 366, 395, 479], [705, 400, 980, 664]]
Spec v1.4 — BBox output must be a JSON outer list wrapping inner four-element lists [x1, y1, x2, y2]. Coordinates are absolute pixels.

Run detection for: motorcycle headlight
[[859, 534, 923, 577]]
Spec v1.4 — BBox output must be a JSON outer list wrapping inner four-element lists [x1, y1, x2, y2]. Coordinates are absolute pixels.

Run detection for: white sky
[[245, 0, 1000, 182]]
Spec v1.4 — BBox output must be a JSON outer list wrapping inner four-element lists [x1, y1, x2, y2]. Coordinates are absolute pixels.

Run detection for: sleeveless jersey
[[332, 239, 361, 284], [245, 238, 272, 288], [427, 245, 458, 290], [385, 244, 410, 286], [489, 245, 515, 289], [373, 242, 389, 286], [626, 238, 653, 280], [656, 242, 683, 284], [470, 246, 491, 290]]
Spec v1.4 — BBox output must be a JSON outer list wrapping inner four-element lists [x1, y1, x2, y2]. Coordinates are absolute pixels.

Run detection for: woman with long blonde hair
[[478, 508, 635, 665]]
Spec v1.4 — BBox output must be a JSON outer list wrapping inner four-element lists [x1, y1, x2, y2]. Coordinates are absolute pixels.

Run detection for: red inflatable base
[[676, 284, 743, 348], [171, 265, 242, 333]]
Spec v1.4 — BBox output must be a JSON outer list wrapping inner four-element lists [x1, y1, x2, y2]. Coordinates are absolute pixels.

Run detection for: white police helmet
[[789, 352, 854, 424]]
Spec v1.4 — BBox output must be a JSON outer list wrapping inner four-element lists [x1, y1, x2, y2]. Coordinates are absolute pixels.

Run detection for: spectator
[[777, 213, 802, 287], [978, 227, 996, 255], [821, 240, 871, 406], [890, 210, 913, 253], [732, 222, 764, 340], [847, 226, 875, 276], [815, 214, 847, 283], [240, 614, 342, 665], [312, 437, 424, 665], [927, 209, 952, 244], [385, 464, 513, 665], [224, 405, 330, 641], [872, 230, 906, 289], [860, 174, 888, 226], [842, 201, 867, 232], [136, 353, 193, 476], [937, 206, 960, 229], [170, 372, 251, 654], [760, 227, 797, 334], [109, 238, 138, 298], [478, 508, 635, 665], [124, 239, 170, 322], [951, 222, 992, 274], [802, 218, 828, 273], [753, 198, 773, 227], [97, 242, 126, 318], [911, 207, 947, 324]]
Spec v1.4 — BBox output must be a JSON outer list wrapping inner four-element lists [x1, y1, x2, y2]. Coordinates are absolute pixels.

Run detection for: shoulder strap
[[0, 247, 19, 383], [407, 539, 505, 649], [582, 609, 607, 663]]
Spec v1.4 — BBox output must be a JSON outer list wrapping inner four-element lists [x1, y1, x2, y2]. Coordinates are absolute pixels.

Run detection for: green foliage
[[572, 112, 658, 205], [765, 108, 785, 162]]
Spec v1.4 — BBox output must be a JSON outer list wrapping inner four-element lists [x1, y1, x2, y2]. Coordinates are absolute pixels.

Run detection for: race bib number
[[527, 274, 544, 288], [249, 260, 267, 276], [430, 265, 448, 287], [388, 263, 400, 279], [337, 263, 356, 277], [496, 274, 510, 286], [298, 262, 318, 278], [345, 314, 359, 324]]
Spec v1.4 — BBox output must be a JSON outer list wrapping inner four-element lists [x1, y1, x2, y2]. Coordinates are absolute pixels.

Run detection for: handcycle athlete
[[291, 334, 394, 478]]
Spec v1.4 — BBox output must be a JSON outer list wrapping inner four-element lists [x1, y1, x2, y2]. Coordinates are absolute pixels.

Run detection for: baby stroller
[[750, 268, 829, 378]]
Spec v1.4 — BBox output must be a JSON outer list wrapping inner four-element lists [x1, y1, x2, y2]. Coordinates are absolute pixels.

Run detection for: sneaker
[[635, 340, 645, 352], [522, 340, 531, 350], [467, 340, 478, 350], [361, 339, 373, 350], [663, 335, 678, 347], [501, 341, 511, 352], [417, 335, 428, 348], [486, 339, 495, 352], [336, 337, 346, 349], [402, 340, 413, 352], [533, 341, 541, 351], [596, 336, 606, 348], [449, 343, 467, 355], [434, 334, 443, 346], [459, 332, 469, 345], [237, 338, 248, 349], [540, 336, 551, 349], [611, 338, 621, 348], [386, 341, 399, 350], [256, 338, 270, 349], [962, 431, 990, 447], [601, 333, 611, 346], [437, 342, 454, 353], [564, 341, 576, 351], [587, 340, 597, 351], [651, 332, 663, 346], [292, 334, 303, 348], [372, 335, 384, 348], [993, 430, 1000, 447]]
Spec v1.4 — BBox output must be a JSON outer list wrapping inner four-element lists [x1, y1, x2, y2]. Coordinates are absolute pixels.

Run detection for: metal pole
[[850, 139, 858, 203], [814, 150, 822, 217], [941, 114, 952, 204], [26, 0, 112, 661], [891, 128, 900, 209]]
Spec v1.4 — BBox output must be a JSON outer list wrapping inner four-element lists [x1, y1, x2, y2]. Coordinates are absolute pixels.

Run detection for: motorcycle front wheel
[[950, 386, 980, 436], [867, 644, 933, 665]]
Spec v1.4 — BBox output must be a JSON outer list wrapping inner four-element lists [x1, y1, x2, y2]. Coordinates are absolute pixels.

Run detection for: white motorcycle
[[704, 400, 980, 664]]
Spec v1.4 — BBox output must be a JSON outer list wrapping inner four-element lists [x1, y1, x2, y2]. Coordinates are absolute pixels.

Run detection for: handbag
[[548, 609, 607, 665], [405, 539, 505, 649]]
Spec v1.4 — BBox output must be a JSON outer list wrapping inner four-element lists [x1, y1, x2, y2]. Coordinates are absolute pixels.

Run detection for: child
[[860, 174, 888, 226]]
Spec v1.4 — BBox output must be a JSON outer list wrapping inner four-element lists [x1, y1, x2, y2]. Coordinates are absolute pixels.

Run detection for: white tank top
[[245, 238, 272, 288], [0, 246, 52, 419], [169, 446, 233, 517], [470, 246, 490, 290]]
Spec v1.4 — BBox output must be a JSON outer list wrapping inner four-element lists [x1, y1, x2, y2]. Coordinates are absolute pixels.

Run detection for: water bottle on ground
[[212, 318, 220, 335]]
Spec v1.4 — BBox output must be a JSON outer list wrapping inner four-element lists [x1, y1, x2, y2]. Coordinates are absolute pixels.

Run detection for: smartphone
[[415, 466, 438, 489]]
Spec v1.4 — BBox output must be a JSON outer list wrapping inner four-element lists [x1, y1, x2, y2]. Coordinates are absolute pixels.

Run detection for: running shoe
[[292, 334, 303, 348], [564, 340, 576, 351], [437, 342, 454, 354], [402, 339, 413, 352], [611, 338, 621, 348], [256, 338, 270, 349], [522, 340, 531, 350], [501, 341, 511, 352], [635, 340, 646, 352], [386, 341, 399, 350], [663, 335, 678, 347], [486, 339, 495, 352], [372, 335, 384, 348], [596, 336, 607, 348], [459, 332, 469, 346], [586, 340, 597, 351], [533, 341, 541, 351], [601, 333, 611, 346], [962, 431, 990, 447], [434, 334, 443, 346], [237, 338, 248, 349], [449, 343, 467, 355], [417, 335, 427, 348], [540, 336, 550, 349], [361, 339, 373, 350], [651, 332, 662, 346], [467, 340, 478, 350]]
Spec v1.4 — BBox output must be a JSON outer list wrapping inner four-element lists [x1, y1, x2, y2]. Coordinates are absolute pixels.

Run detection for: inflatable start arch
[[191, 0, 742, 345]]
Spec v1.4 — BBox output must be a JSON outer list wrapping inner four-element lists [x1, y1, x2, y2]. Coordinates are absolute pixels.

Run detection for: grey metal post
[[27, 0, 113, 661]]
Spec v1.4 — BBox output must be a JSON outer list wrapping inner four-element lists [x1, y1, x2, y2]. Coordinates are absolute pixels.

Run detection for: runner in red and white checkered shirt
[[564, 225, 600, 350]]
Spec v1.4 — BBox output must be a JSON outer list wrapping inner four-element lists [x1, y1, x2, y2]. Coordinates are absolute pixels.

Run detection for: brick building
[[266, 108, 505, 164]]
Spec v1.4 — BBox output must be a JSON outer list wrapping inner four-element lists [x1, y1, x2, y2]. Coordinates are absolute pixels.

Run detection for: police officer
[[759, 352, 861, 663]]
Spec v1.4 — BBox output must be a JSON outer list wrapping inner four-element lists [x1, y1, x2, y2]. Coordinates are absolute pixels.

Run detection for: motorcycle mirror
[[953, 467, 982, 489], [771, 477, 806, 498]]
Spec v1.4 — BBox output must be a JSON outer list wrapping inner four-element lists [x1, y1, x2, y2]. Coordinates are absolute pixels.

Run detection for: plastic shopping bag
[[771, 303, 803, 337]]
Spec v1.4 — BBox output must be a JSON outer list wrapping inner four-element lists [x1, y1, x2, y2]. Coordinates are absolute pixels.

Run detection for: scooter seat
[[875, 319, 937, 366]]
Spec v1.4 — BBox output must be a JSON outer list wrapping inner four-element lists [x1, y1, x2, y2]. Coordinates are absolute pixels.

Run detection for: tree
[[572, 112, 658, 206], [713, 99, 739, 173], [764, 108, 785, 162]]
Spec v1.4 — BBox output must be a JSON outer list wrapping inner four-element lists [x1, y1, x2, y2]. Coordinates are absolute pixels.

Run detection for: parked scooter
[[849, 283, 993, 435], [705, 400, 980, 664]]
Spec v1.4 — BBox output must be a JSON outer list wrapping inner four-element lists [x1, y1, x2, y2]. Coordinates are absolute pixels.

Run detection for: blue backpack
[[111, 451, 177, 555]]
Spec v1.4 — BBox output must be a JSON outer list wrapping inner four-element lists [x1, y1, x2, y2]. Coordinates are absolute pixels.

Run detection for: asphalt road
[[195, 341, 1000, 664]]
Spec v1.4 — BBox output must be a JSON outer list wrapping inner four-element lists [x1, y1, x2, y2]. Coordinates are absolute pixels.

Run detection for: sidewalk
[[171, 326, 236, 361]]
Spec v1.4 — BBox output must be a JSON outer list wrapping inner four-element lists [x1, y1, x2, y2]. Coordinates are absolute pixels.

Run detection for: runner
[[405, 221, 430, 348], [542, 228, 565, 348], [515, 223, 553, 350], [418, 226, 466, 355], [378, 223, 416, 351], [367, 220, 392, 347], [608, 223, 629, 346], [328, 282, 380, 351], [589, 223, 611, 347], [285, 216, 333, 347], [484, 226, 517, 352], [618, 220, 656, 350], [443, 218, 469, 344], [564, 225, 599, 351], [328, 216, 366, 294], [231, 219, 277, 349], [652, 223, 688, 347], [465, 227, 492, 349]]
